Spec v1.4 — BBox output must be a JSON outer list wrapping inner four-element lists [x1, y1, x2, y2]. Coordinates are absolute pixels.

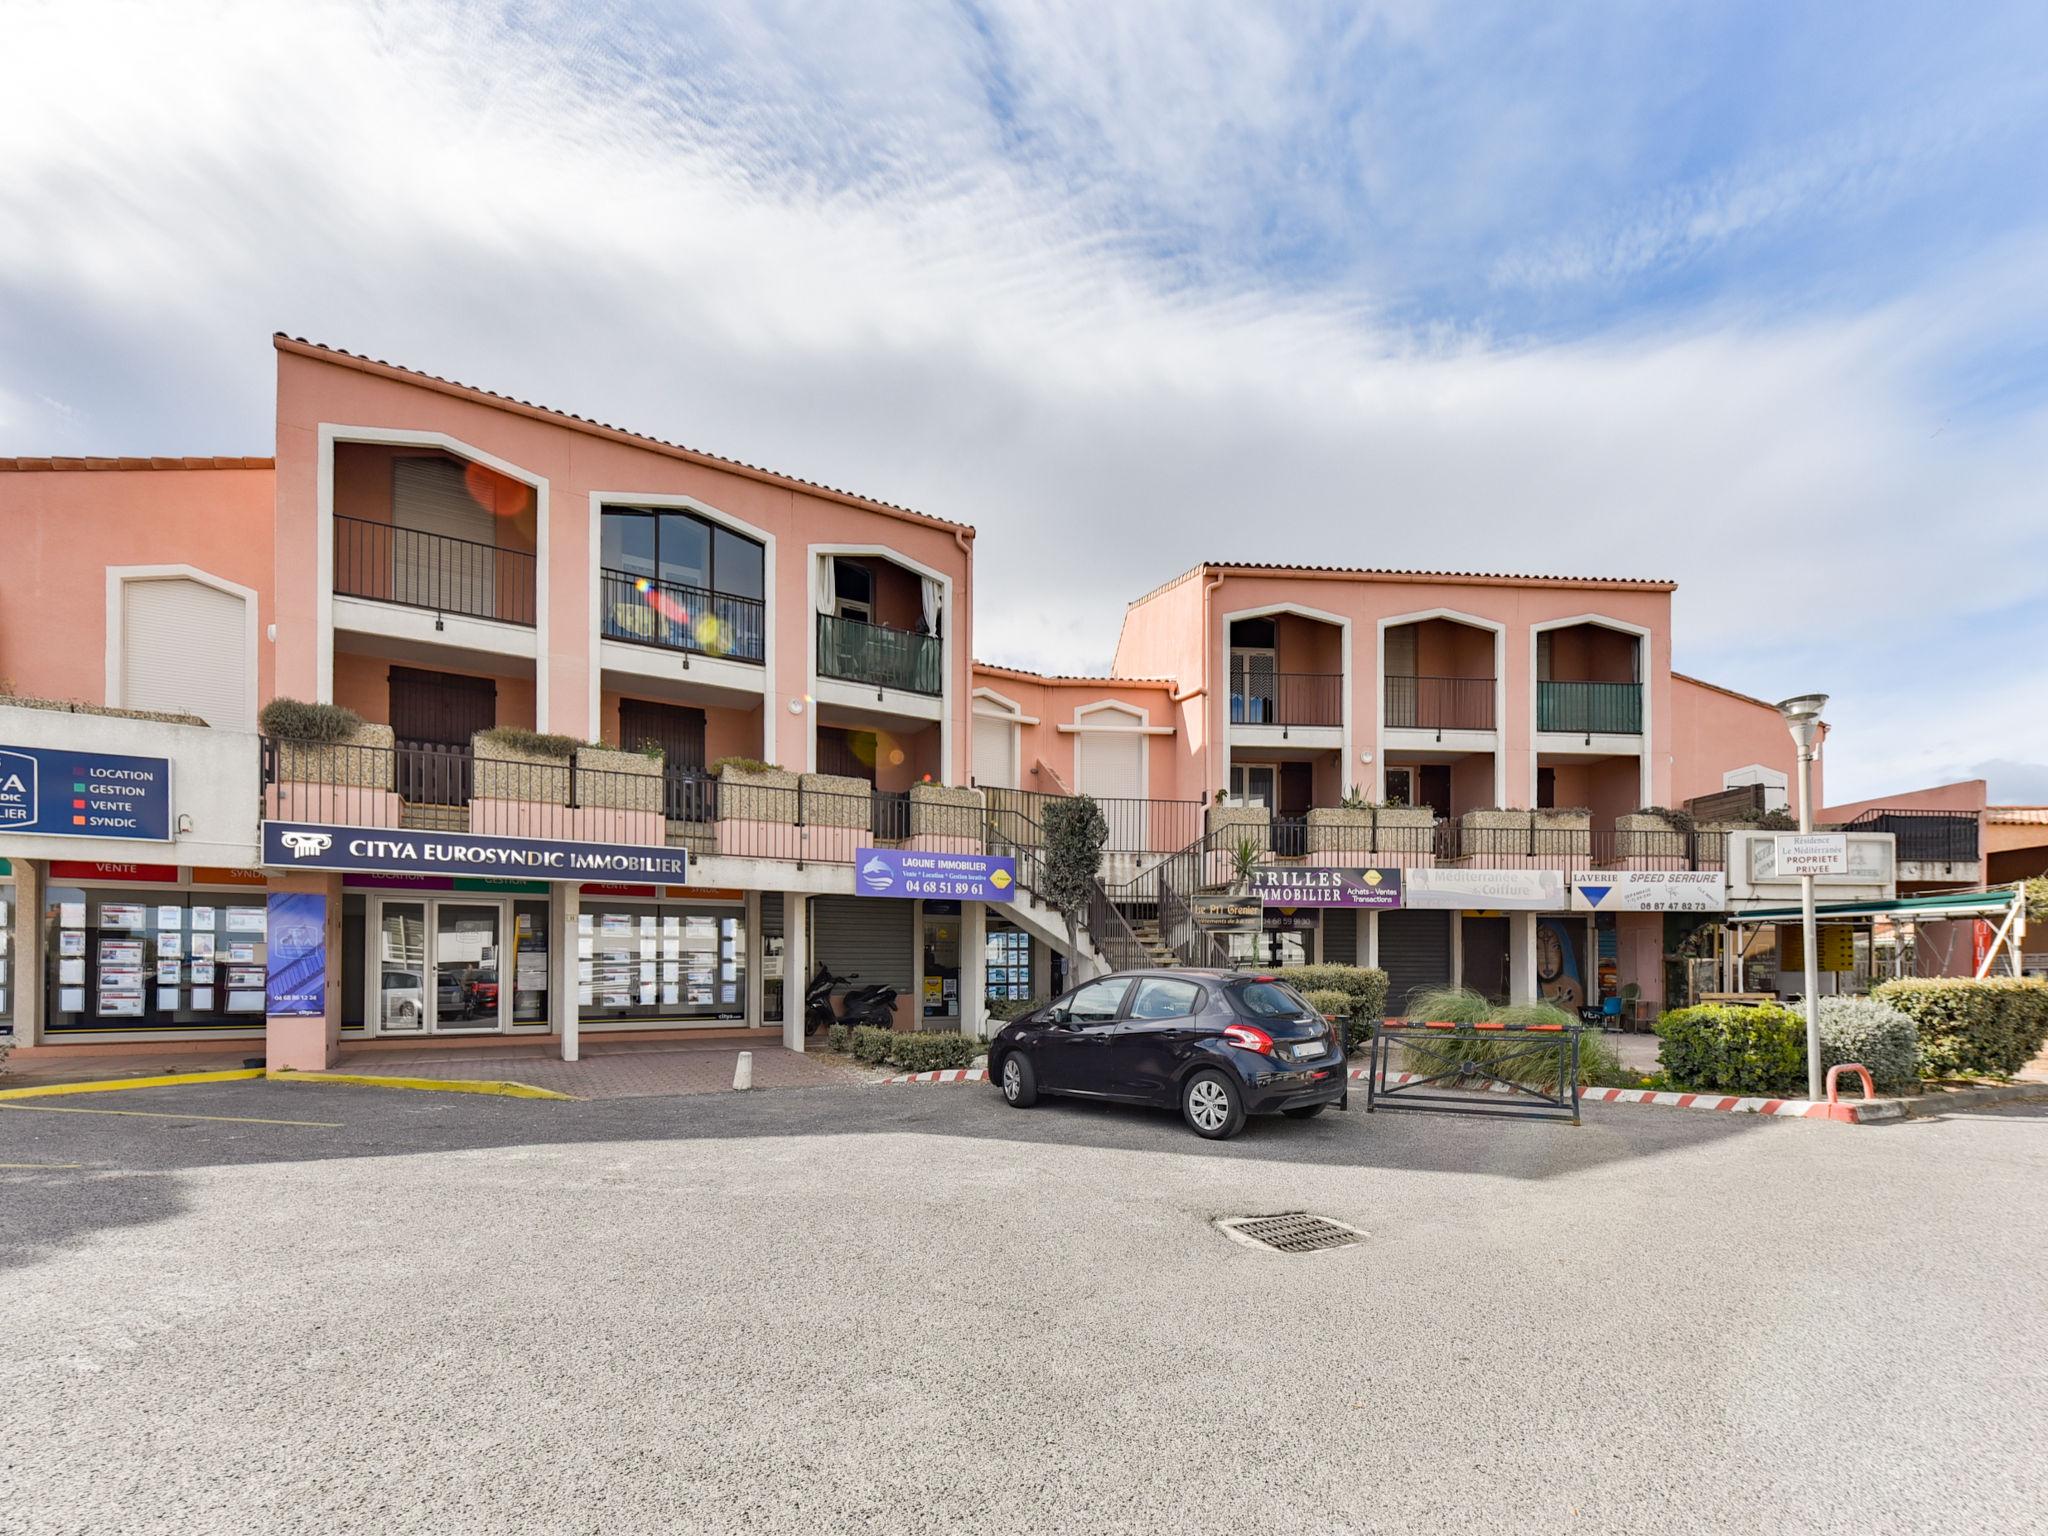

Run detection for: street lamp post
[[1775, 693, 1829, 1102]]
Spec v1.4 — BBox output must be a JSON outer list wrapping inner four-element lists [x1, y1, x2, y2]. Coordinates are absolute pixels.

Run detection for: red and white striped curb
[[877, 1063, 1896, 1119], [880, 1067, 989, 1085]]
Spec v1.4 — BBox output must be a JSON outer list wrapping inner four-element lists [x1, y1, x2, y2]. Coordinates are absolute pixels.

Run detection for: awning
[[1729, 887, 2020, 924]]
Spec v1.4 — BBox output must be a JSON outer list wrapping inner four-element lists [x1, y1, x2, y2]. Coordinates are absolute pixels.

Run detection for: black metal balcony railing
[[1537, 679, 1642, 734], [1384, 675, 1496, 731], [817, 613, 943, 696], [1836, 808, 1979, 863], [334, 515, 537, 627], [979, 788, 1205, 857], [1228, 668, 1343, 727], [599, 567, 766, 665]]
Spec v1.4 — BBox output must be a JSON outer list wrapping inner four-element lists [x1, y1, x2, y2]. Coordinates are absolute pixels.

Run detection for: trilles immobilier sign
[[261, 821, 688, 884]]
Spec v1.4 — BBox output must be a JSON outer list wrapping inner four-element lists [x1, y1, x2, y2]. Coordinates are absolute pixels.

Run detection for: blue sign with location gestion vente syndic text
[[0, 744, 174, 841], [853, 847, 1017, 902]]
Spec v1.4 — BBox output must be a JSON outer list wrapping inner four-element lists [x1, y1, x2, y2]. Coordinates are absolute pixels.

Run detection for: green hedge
[[1278, 965, 1388, 1052], [1871, 978, 2048, 1079], [848, 1025, 983, 1072], [1655, 1003, 1806, 1095], [826, 1022, 853, 1054], [986, 997, 1046, 1023], [1816, 996, 1919, 1092]]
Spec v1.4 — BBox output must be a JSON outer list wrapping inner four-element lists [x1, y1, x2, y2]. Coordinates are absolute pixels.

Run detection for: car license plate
[[1291, 1041, 1323, 1060]]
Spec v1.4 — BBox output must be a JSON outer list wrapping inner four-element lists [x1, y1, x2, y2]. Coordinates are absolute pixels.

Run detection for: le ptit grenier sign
[[262, 822, 688, 883]]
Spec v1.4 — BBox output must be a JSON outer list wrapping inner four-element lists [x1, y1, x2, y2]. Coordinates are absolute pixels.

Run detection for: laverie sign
[[262, 821, 688, 883]]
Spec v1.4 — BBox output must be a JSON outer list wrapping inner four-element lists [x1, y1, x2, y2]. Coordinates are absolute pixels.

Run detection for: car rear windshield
[[1224, 979, 1314, 1019]]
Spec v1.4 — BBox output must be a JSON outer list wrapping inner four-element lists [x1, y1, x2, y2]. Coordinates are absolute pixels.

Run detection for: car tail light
[[1223, 1022, 1274, 1054]]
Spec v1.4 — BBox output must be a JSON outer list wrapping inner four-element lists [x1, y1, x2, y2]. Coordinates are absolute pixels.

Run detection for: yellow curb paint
[[0, 1068, 264, 1102], [0, 1103, 342, 1128], [266, 1069, 575, 1101]]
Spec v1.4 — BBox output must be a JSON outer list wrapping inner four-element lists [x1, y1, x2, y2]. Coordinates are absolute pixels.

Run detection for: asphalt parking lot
[[3, 1081, 2044, 1535]]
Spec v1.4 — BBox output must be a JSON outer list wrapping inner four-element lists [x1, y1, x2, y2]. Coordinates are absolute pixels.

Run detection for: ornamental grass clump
[[1396, 987, 1621, 1088]]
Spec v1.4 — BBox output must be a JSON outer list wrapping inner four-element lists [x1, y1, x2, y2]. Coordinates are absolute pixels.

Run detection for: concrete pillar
[[961, 899, 988, 1039], [1363, 908, 1379, 971], [264, 870, 344, 1071], [550, 881, 581, 1062], [1508, 911, 1538, 1005], [10, 858, 46, 1048], [782, 891, 808, 1052], [743, 890, 764, 1033]]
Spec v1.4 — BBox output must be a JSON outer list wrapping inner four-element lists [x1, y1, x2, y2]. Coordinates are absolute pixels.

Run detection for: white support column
[[1364, 909, 1379, 969], [744, 890, 764, 1031], [782, 891, 808, 1051], [962, 900, 988, 1039], [1508, 911, 1538, 1005], [11, 859, 46, 1048], [550, 881, 581, 1062]]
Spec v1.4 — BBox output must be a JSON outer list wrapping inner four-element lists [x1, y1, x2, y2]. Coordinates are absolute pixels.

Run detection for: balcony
[[334, 515, 536, 627], [1385, 675, 1495, 731], [1834, 808, 1978, 864], [1536, 680, 1641, 734], [599, 567, 766, 664], [817, 612, 942, 697], [1228, 665, 1342, 727]]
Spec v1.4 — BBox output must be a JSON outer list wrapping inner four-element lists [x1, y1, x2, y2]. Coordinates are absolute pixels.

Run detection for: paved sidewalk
[[307, 1042, 862, 1099]]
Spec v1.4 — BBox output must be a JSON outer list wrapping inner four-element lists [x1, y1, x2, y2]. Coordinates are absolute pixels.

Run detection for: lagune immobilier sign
[[261, 821, 688, 883]]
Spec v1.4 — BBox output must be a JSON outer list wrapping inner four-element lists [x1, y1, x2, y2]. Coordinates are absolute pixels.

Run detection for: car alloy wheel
[[1002, 1057, 1022, 1102], [1187, 1078, 1230, 1131]]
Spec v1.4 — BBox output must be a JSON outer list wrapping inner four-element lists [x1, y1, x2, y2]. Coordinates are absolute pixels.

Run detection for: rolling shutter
[[811, 896, 914, 997], [1376, 910, 1451, 1018], [1076, 727, 1142, 802], [121, 577, 250, 730], [972, 714, 1015, 789], [393, 456, 497, 616], [1322, 908, 1358, 966]]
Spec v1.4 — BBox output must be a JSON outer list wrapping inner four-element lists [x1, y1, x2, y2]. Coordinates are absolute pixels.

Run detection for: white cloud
[[1, 0, 2043, 805]]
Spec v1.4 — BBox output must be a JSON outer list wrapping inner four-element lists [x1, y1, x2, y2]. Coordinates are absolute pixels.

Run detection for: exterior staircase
[[1125, 918, 1181, 969]]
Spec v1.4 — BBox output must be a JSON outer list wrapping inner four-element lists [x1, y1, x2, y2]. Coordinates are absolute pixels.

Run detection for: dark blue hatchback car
[[987, 970, 1346, 1139]]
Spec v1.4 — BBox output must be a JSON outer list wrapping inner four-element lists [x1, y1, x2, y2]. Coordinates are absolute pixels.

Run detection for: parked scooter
[[804, 963, 899, 1033]]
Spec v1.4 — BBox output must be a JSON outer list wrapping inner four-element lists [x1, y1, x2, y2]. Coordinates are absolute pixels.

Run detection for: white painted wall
[[0, 705, 261, 868]]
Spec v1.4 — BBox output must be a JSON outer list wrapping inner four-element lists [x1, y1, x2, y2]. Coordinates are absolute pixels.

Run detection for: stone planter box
[[911, 783, 984, 853], [470, 734, 571, 839], [1373, 805, 1438, 863], [1306, 807, 1373, 857], [794, 773, 870, 862], [715, 765, 800, 859], [566, 746, 663, 843], [1613, 812, 1688, 863], [1458, 808, 1590, 864], [265, 723, 401, 827]]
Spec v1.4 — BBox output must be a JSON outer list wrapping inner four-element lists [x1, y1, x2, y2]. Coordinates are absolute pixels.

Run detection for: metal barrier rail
[[1365, 1020, 1584, 1124], [334, 515, 537, 626]]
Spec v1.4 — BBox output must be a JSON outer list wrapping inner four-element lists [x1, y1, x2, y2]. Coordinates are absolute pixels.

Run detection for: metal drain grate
[[1215, 1212, 1365, 1254]]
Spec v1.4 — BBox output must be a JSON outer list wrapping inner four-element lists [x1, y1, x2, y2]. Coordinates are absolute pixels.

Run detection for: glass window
[[0, 882, 15, 1033], [1224, 978, 1315, 1019], [602, 509, 656, 579], [985, 927, 1032, 1002], [834, 560, 873, 606], [657, 512, 710, 591], [1128, 977, 1202, 1021], [512, 900, 550, 1024], [579, 901, 746, 1023], [44, 886, 270, 1034], [1063, 977, 1129, 1023], [714, 527, 764, 601]]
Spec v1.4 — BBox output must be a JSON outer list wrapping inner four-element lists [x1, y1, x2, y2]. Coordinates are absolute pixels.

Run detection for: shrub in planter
[[986, 997, 1045, 1024], [1399, 988, 1619, 1087], [1279, 964, 1389, 1021], [826, 1022, 853, 1054], [1816, 996, 1918, 1093], [259, 697, 364, 742], [1871, 977, 2048, 1079], [886, 1032, 983, 1073], [850, 1025, 897, 1065], [1655, 1003, 1806, 1095]]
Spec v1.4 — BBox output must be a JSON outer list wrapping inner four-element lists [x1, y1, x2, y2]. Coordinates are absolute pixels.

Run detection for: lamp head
[[1775, 693, 1828, 751]]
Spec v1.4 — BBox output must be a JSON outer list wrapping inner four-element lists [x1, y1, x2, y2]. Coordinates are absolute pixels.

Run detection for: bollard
[[733, 1051, 753, 1091]]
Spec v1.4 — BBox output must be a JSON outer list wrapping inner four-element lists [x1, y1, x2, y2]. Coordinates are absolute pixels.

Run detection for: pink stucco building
[[0, 336, 1983, 1065]]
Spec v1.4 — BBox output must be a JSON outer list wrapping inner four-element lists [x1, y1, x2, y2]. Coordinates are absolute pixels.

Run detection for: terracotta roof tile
[[1130, 560, 1676, 605], [274, 335, 972, 536], [0, 456, 273, 471]]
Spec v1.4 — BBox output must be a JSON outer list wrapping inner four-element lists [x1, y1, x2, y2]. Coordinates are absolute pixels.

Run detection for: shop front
[[349, 877, 554, 1037]]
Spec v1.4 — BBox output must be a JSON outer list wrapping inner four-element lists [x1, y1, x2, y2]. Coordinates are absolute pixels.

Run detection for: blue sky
[[2, 0, 2045, 801]]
